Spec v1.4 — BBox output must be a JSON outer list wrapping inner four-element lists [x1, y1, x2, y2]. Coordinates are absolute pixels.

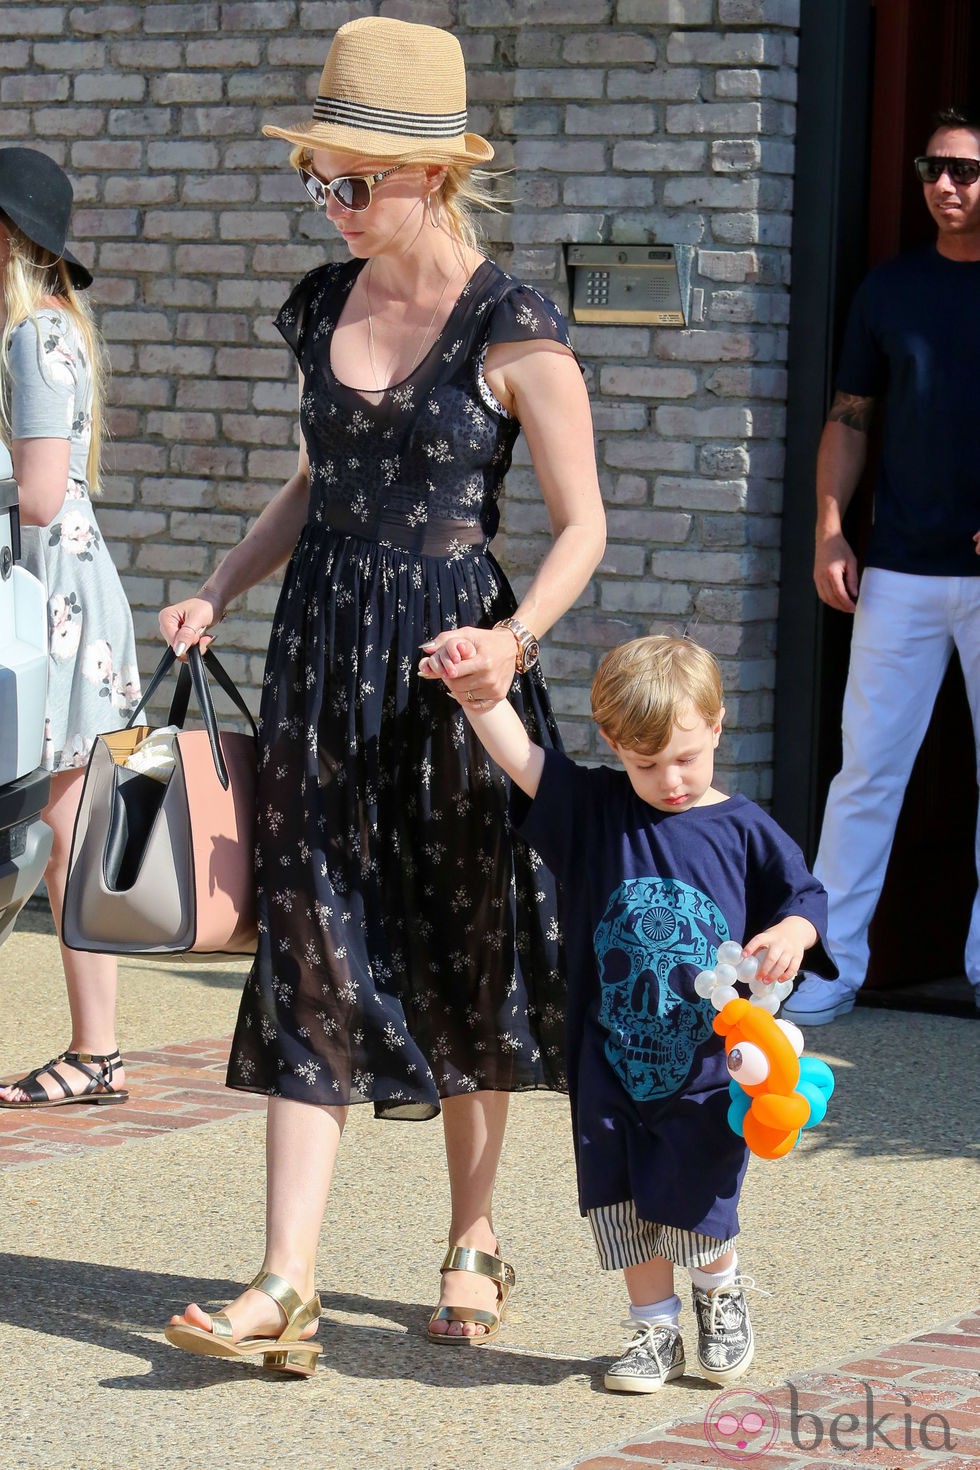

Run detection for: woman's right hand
[[159, 593, 223, 657]]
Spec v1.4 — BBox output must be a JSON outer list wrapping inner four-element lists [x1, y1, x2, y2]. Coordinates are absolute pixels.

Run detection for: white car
[[0, 443, 52, 944]]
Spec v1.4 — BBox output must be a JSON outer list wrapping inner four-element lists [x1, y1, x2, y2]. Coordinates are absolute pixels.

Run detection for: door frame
[[772, 0, 874, 855]]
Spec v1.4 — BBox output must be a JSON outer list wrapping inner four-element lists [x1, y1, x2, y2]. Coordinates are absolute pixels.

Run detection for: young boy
[[420, 634, 835, 1392]]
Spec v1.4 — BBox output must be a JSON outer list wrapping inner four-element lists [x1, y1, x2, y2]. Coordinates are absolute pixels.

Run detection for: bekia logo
[[703, 1389, 780, 1462], [704, 1382, 958, 1461]]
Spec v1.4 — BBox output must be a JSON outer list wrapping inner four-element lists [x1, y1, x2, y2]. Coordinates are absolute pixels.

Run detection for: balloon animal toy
[[694, 941, 836, 1160]]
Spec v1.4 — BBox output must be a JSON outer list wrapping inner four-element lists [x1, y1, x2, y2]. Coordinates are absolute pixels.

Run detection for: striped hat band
[[312, 98, 469, 140]]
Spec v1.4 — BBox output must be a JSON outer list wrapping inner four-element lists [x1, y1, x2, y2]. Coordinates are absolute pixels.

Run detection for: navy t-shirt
[[835, 246, 980, 576], [513, 751, 835, 1239]]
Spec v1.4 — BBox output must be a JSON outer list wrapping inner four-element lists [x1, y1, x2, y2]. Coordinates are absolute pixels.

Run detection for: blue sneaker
[[780, 973, 857, 1025]]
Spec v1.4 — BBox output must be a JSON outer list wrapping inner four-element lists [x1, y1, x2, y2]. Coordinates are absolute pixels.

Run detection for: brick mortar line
[[0, 1034, 263, 1166]]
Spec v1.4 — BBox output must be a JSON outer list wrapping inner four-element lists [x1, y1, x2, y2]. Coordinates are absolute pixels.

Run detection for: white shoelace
[[618, 1318, 678, 1372], [698, 1274, 771, 1333]]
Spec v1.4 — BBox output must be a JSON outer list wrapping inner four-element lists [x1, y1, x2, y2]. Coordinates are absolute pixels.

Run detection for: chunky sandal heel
[[263, 1345, 320, 1376]]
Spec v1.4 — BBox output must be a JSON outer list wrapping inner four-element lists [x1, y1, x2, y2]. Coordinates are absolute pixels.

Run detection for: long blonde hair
[[0, 215, 106, 495], [289, 145, 504, 255]]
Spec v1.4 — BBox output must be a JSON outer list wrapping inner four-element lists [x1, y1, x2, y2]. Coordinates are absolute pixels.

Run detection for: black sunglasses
[[299, 164, 404, 212], [914, 155, 980, 186]]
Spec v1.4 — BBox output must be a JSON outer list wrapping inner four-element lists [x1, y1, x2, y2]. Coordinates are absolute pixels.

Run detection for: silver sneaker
[[603, 1320, 685, 1394], [691, 1278, 755, 1384]]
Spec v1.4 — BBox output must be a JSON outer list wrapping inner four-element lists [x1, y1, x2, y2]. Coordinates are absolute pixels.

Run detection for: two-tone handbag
[[62, 644, 258, 957]]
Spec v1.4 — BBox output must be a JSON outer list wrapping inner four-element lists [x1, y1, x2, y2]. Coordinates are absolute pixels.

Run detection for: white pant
[[814, 568, 980, 992]]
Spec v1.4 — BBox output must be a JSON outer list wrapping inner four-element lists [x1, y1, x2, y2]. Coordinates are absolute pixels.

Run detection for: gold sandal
[[426, 1245, 516, 1346], [164, 1270, 322, 1377]]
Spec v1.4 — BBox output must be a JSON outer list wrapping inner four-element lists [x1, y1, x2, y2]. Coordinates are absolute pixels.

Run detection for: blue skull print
[[594, 876, 728, 1101]]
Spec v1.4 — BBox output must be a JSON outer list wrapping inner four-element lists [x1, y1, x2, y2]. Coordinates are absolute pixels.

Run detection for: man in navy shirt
[[783, 108, 980, 1025]]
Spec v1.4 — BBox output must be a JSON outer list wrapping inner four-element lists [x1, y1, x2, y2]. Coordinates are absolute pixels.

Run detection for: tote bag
[[62, 645, 258, 957]]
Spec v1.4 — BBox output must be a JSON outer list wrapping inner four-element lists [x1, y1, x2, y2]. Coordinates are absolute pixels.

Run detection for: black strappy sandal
[[0, 1049, 129, 1109]]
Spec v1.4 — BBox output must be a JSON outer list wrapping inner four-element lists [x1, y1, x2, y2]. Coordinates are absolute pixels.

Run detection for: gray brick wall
[[1, 0, 800, 799]]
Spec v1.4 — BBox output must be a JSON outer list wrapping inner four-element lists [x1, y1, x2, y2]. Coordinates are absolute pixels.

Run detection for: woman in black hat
[[160, 16, 605, 1371], [0, 148, 140, 1112]]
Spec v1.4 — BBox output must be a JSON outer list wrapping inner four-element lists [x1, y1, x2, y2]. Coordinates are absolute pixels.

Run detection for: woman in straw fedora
[[0, 148, 140, 1112], [160, 15, 605, 1373]]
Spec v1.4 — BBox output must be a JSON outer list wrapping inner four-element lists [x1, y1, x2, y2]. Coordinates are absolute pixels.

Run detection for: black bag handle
[[126, 645, 257, 792]]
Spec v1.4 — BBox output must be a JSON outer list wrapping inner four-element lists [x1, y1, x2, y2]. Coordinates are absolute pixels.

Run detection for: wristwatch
[[494, 616, 540, 673]]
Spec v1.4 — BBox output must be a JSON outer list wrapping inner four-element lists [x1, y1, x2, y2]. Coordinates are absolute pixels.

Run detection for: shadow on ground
[[0, 1252, 594, 1394], [800, 1008, 979, 1161]]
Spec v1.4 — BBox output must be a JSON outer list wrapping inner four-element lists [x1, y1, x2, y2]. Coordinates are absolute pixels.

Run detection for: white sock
[[629, 1293, 681, 1327], [690, 1255, 738, 1292]]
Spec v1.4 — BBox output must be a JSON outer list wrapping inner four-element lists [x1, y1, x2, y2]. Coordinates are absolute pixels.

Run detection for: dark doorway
[[846, 0, 979, 998], [775, 0, 979, 1010]]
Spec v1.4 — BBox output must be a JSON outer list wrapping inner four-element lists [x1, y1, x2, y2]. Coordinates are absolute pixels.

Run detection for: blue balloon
[[798, 1081, 828, 1128], [799, 1055, 835, 1099], [727, 1087, 751, 1137]]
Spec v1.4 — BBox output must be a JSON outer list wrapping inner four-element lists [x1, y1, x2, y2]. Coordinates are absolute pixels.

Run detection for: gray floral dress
[[9, 309, 140, 770], [227, 258, 570, 1119]]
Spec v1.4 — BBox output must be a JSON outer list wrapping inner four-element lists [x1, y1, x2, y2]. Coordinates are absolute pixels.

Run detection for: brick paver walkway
[[565, 1310, 980, 1470], [0, 1037, 261, 1166]]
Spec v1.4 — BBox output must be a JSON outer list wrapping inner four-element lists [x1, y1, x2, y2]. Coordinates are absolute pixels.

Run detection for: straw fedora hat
[[0, 147, 92, 290], [262, 16, 493, 165]]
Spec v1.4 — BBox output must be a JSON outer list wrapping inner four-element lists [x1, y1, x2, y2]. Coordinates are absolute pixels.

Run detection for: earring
[[426, 191, 444, 230]]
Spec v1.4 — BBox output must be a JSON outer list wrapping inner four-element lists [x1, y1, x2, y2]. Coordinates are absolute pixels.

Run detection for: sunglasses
[[914, 155, 980, 186], [299, 164, 404, 212]]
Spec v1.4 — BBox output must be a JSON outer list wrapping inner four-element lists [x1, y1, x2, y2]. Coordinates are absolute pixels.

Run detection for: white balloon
[[711, 984, 740, 1011], [773, 979, 795, 1000], [775, 1018, 805, 1055], [736, 954, 760, 982], [716, 940, 744, 967], [751, 993, 780, 1015], [715, 963, 739, 987], [694, 969, 718, 998]]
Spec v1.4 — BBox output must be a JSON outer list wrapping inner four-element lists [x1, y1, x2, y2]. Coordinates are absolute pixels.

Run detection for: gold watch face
[[520, 638, 540, 671]]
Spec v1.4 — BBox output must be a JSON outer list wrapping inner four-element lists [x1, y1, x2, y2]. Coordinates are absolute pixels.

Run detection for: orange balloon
[[743, 1114, 800, 1159], [753, 1092, 810, 1130], [715, 996, 812, 1158]]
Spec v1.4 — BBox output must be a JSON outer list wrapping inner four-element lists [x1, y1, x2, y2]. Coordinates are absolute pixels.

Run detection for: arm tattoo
[[828, 391, 875, 432]]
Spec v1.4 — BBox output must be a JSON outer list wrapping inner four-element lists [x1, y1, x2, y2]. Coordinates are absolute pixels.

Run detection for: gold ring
[[466, 691, 477, 703]]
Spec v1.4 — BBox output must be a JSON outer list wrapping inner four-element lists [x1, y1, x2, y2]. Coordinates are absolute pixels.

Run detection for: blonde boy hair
[[0, 215, 106, 495], [289, 145, 502, 255], [591, 636, 724, 754]]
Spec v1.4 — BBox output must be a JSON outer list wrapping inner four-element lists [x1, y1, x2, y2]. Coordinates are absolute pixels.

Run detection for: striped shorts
[[588, 1199, 736, 1272]]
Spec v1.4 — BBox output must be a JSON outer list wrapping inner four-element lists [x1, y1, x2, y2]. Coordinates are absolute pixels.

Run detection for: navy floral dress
[[227, 258, 570, 1119]]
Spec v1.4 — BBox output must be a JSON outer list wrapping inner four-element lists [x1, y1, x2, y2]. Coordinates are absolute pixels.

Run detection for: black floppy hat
[[0, 147, 92, 291]]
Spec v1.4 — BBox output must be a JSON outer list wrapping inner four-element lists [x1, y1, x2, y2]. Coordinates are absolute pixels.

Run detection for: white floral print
[[11, 313, 140, 770]]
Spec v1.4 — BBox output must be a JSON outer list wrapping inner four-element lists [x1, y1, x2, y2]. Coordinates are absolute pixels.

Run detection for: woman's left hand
[[419, 627, 518, 706]]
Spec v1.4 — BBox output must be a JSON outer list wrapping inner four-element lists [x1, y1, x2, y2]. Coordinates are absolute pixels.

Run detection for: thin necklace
[[364, 258, 459, 392]]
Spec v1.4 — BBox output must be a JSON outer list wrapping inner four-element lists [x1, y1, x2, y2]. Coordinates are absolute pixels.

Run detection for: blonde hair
[[289, 145, 503, 255], [591, 636, 724, 754], [0, 215, 106, 495]]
